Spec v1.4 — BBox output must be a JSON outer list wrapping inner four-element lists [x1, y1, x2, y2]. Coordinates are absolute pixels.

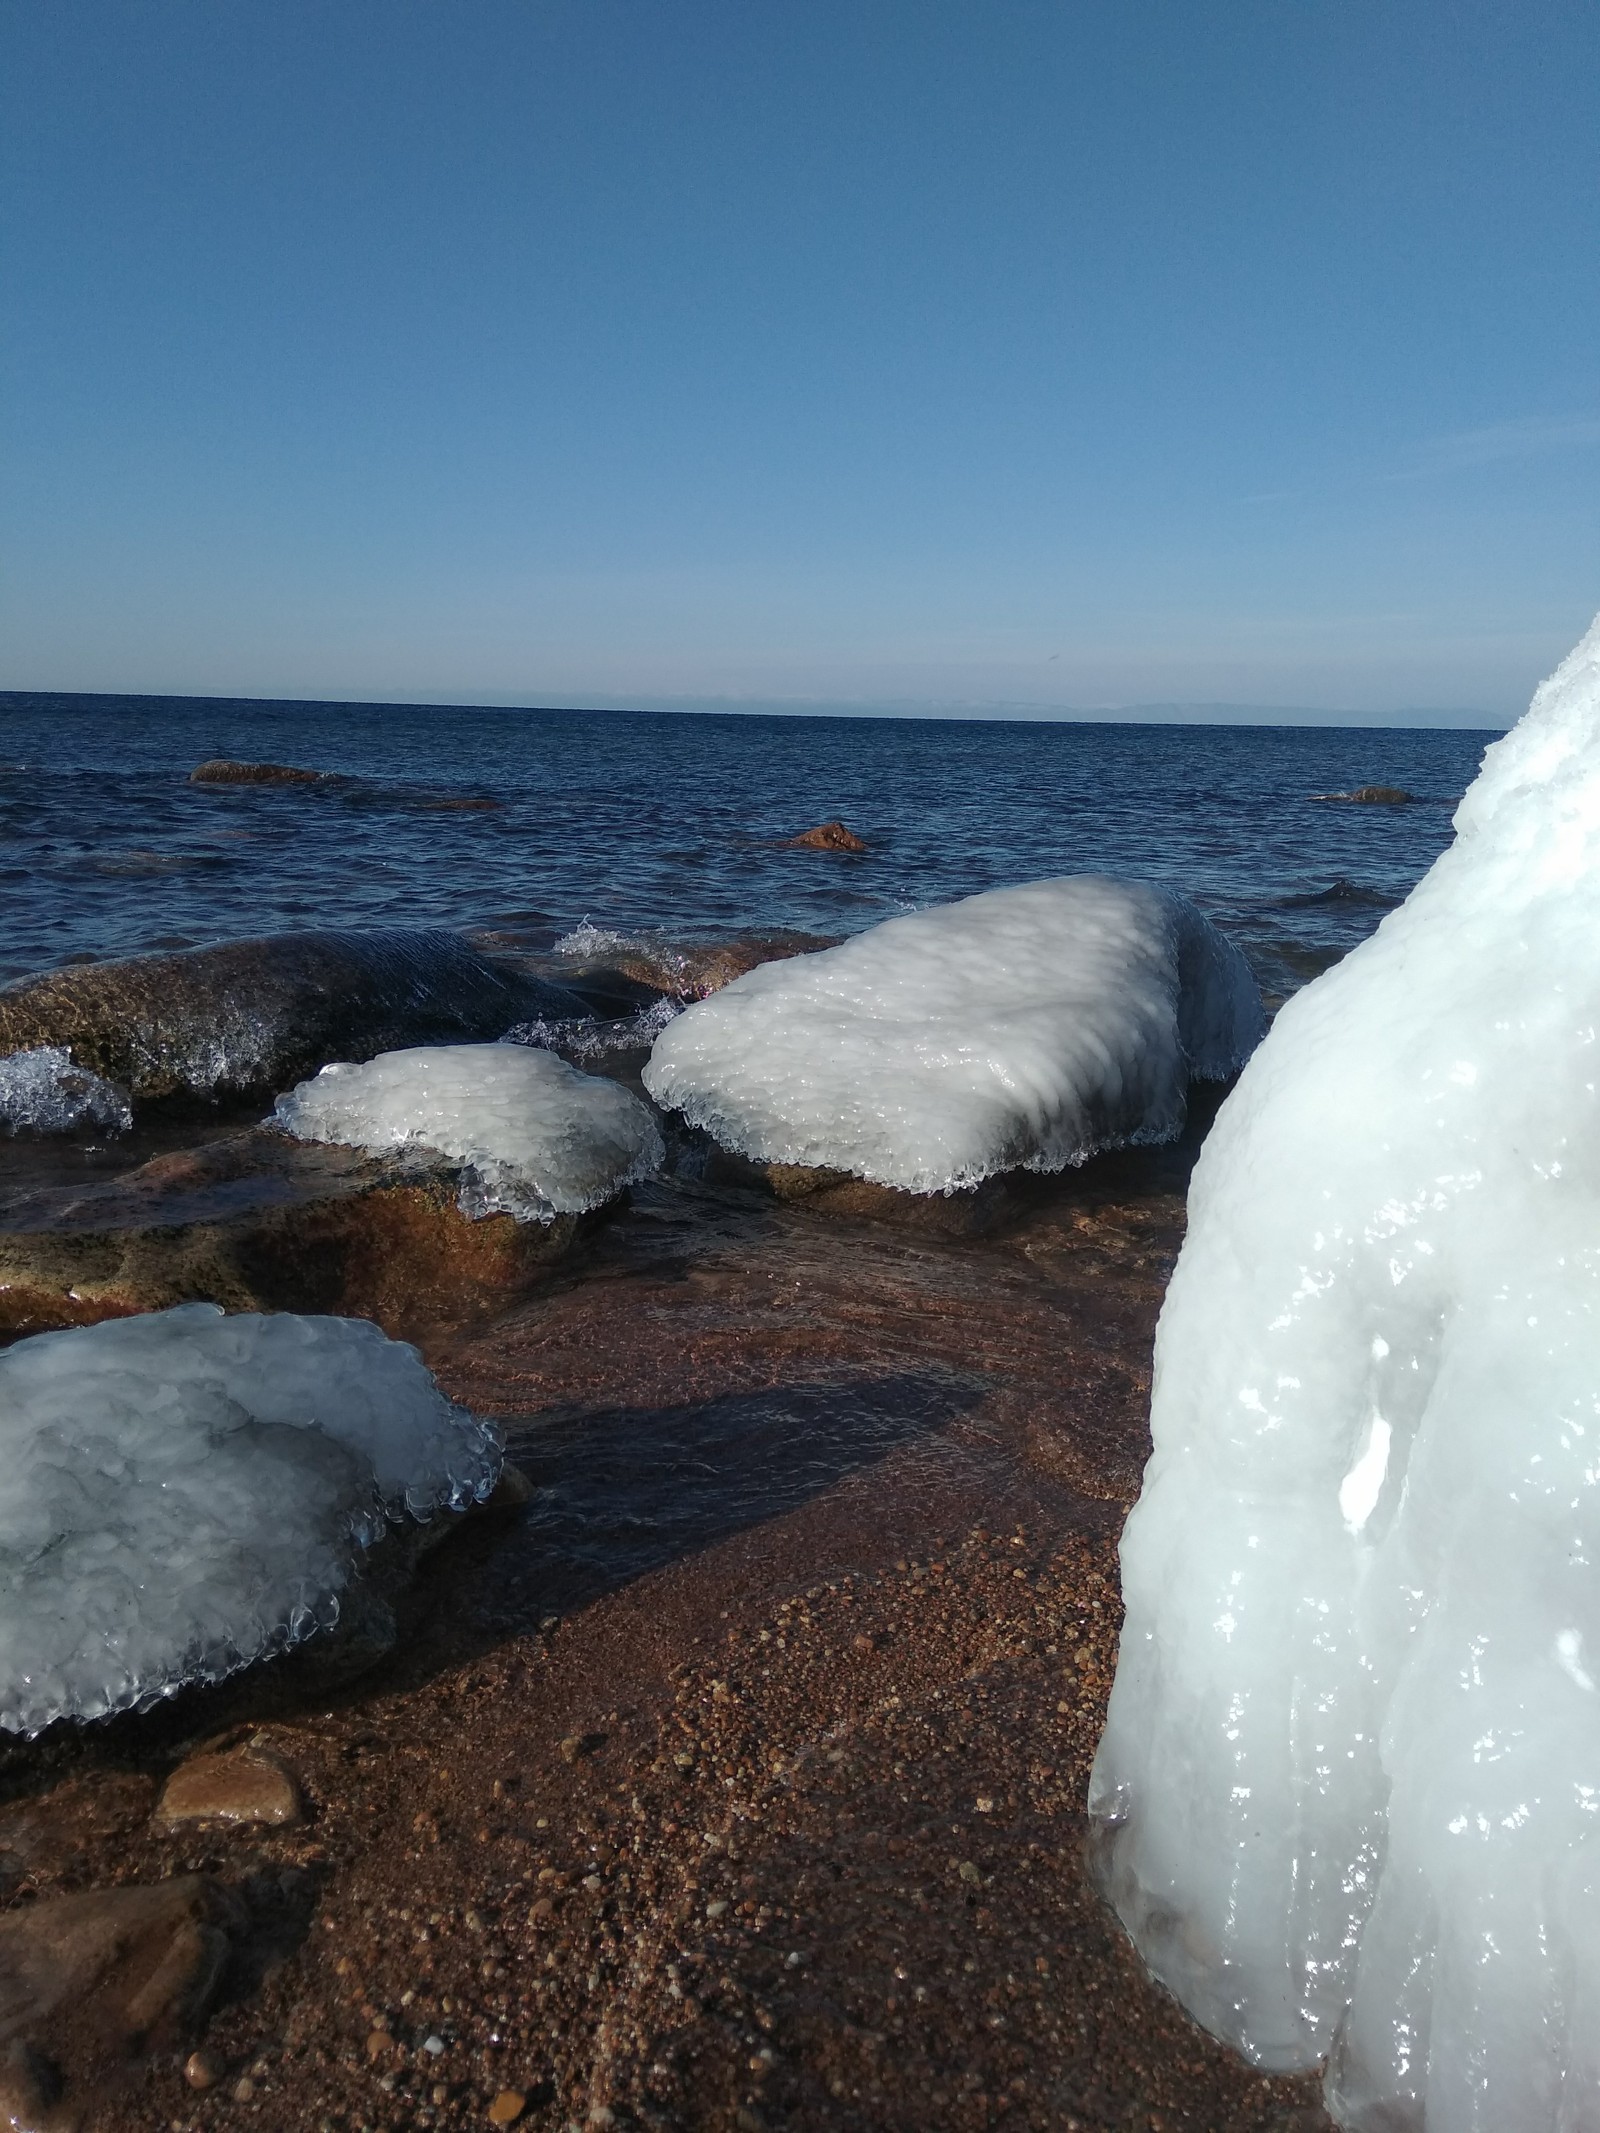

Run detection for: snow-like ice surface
[[0, 1304, 499, 1733], [274, 1041, 663, 1221], [1090, 616, 1600, 2131], [0, 1046, 131, 1135], [641, 877, 1263, 1193]]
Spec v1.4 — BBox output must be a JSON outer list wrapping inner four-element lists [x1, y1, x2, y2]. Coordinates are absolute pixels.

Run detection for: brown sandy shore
[[0, 1114, 1332, 2133]]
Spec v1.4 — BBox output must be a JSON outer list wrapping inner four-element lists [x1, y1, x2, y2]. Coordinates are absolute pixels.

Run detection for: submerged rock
[[549, 926, 839, 1004], [0, 1126, 587, 1340], [782, 819, 869, 851], [1313, 783, 1416, 805], [189, 758, 331, 785], [155, 1747, 303, 1830], [0, 928, 587, 1106]]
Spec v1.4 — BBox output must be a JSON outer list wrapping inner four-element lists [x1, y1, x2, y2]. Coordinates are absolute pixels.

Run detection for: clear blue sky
[[3, 1, 1597, 723]]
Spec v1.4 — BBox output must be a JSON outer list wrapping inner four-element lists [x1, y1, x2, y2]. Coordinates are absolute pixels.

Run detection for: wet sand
[[0, 1116, 1332, 2132]]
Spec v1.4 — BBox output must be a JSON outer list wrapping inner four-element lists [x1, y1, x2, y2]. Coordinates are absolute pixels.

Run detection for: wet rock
[[155, 1748, 303, 1830], [1313, 783, 1416, 805], [781, 819, 869, 852], [555, 932, 836, 1006], [699, 1144, 1023, 1236], [0, 1126, 586, 1340], [0, 1877, 247, 2120], [189, 758, 331, 786], [0, 929, 588, 1107], [183, 2046, 224, 2089]]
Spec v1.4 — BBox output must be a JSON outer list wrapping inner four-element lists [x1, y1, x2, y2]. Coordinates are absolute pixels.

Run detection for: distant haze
[[3, 1, 1597, 726]]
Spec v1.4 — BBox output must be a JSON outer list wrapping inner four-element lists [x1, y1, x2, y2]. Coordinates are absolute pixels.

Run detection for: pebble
[[183, 2049, 223, 2090], [487, 2093, 526, 2126], [423, 2033, 446, 2056], [232, 2075, 256, 2101]]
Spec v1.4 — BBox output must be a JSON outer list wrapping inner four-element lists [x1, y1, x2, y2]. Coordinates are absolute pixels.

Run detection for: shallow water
[[0, 690, 1491, 999]]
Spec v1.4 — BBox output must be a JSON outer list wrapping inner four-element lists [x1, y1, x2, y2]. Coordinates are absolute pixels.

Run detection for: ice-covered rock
[[274, 1042, 663, 1222], [0, 1045, 131, 1136], [641, 877, 1264, 1195], [1089, 616, 1600, 2130], [0, 1303, 499, 1733]]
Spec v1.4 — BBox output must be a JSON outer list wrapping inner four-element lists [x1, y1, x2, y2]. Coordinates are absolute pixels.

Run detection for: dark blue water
[[0, 691, 1496, 1000]]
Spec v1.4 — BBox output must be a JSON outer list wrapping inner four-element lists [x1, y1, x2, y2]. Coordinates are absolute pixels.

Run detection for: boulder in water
[[189, 758, 331, 785], [0, 928, 588, 1106], [1313, 783, 1416, 805], [782, 819, 869, 851]]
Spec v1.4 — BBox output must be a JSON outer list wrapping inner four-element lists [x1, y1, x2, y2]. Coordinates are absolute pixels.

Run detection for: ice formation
[[274, 1041, 663, 1222], [1090, 617, 1600, 2130], [0, 1045, 131, 1135], [0, 1303, 499, 1733], [506, 995, 682, 1064], [641, 877, 1263, 1193]]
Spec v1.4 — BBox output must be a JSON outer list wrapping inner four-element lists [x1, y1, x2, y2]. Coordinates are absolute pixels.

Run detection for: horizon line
[[0, 685, 1509, 734]]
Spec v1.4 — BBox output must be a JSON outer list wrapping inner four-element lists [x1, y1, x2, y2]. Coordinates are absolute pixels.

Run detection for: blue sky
[[3, 1, 1597, 723]]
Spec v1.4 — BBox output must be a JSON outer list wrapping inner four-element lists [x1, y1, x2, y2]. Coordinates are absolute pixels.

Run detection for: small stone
[[976, 1796, 995, 1813], [559, 1736, 582, 1763], [156, 1748, 303, 1830], [233, 2074, 256, 2101], [422, 2034, 446, 2056], [1075, 1647, 1094, 1666], [365, 2030, 394, 2060], [705, 1899, 728, 1919], [184, 2048, 224, 2090], [432, 2084, 450, 2106], [958, 1861, 981, 1884], [487, 2093, 526, 2126]]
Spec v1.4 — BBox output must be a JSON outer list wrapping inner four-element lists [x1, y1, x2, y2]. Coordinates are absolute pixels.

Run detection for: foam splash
[[0, 1046, 132, 1136], [505, 995, 682, 1063], [0, 1304, 500, 1734]]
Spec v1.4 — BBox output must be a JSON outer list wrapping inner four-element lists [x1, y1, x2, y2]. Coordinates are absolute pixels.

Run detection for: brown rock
[[189, 758, 330, 785], [155, 1748, 303, 1830], [0, 1877, 246, 2121], [0, 928, 585, 1106], [558, 932, 836, 1004], [488, 2092, 527, 2126], [0, 1126, 585, 1341], [1315, 783, 1416, 805], [781, 819, 869, 852], [183, 2046, 224, 2089]]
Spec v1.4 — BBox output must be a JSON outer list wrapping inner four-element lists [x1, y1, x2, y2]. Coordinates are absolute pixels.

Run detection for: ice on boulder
[[1089, 616, 1600, 2131], [0, 1046, 131, 1136], [273, 1041, 663, 1222], [0, 1303, 499, 1734], [641, 877, 1263, 1194]]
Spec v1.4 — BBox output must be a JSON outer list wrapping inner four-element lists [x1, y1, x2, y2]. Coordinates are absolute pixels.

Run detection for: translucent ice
[[0, 1303, 499, 1733], [0, 1045, 131, 1135], [641, 877, 1263, 1193], [274, 1041, 662, 1222], [1089, 616, 1600, 2130]]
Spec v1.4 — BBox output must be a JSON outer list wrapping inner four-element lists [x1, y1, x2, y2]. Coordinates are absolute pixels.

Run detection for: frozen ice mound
[[273, 1041, 663, 1222], [640, 877, 1264, 1194], [0, 1303, 500, 1734], [0, 1045, 131, 1135], [1089, 615, 1600, 2131]]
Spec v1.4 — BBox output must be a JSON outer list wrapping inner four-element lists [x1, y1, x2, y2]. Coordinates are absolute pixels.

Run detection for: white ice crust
[[273, 1042, 663, 1222], [641, 877, 1263, 1194], [1090, 616, 1600, 2130], [0, 1046, 131, 1136], [0, 1303, 500, 1734]]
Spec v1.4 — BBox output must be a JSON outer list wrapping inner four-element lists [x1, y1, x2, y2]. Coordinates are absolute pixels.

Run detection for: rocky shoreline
[[0, 928, 1331, 2131]]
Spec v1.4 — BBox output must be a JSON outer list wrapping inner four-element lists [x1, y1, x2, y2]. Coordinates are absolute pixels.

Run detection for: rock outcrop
[[0, 929, 588, 1106], [0, 1127, 586, 1340]]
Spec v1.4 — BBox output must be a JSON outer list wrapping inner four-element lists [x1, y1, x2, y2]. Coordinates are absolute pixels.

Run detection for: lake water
[[0, 690, 1496, 999]]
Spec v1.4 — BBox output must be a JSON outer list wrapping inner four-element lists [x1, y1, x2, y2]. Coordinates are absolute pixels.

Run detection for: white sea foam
[[0, 1046, 131, 1136], [506, 995, 682, 1063], [0, 1303, 499, 1734], [1089, 615, 1600, 2130], [273, 1041, 662, 1221], [641, 877, 1263, 1194]]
